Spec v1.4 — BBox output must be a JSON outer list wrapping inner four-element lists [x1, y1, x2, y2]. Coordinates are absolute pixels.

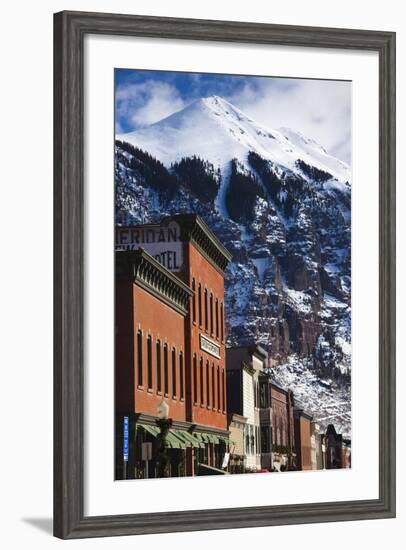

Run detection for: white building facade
[[226, 345, 269, 472]]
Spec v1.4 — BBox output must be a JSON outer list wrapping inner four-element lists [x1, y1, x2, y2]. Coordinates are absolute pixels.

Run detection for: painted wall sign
[[200, 334, 221, 359], [115, 222, 183, 272]]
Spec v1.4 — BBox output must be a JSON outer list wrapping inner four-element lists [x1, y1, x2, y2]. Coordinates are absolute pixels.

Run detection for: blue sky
[[115, 68, 351, 164]]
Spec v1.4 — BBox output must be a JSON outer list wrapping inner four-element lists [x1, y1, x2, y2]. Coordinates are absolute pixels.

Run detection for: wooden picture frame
[[54, 10, 396, 539]]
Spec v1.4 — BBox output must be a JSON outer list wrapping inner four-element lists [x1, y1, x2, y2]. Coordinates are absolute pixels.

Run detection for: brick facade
[[271, 383, 295, 470], [115, 215, 232, 479], [294, 408, 313, 471]]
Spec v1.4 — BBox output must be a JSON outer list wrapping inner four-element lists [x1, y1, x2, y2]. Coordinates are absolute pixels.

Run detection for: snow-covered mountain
[[118, 96, 350, 182], [115, 95, 352, 436]]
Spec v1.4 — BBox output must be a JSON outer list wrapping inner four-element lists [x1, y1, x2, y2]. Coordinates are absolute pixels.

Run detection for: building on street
[[293, 406, 313, 471], [342, 438, 352, 469], [258, 371, 273, 470], [115, 215, 232, 478], [228, 413, 248, 474], [271, 383, 295, 470], [310, 421, 324, 470], [226, 345, 268, 472]]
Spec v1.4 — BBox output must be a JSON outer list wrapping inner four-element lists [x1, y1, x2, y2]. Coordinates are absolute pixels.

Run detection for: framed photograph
[[54, 10, 396, 539]]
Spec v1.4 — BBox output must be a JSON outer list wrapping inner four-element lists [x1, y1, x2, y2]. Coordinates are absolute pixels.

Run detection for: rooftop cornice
[[241, 361, 256, 376], [226, 344, 268, 362], [251, 344, 268, 361], [116, 249, 193, 316], [270, 382, 289, 395], [162, 214, 232, 274], [229, 413, 248, 424]]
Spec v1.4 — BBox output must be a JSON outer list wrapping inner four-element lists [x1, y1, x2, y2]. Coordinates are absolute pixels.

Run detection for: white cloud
[[228, 78, 351, 164], [116, 80, 186, 130]]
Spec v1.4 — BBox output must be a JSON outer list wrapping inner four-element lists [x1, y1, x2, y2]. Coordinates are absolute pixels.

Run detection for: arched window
[[172, 347, 177, 397], [204, 288, 208, 331], [220, 302, 224, 342], [163, 344, 168, 395], [211, 363, 215, 410], [215, 298, 219, 339], [137, 330, 143, 387], [200, 357, 204, 406], [156, 340, 161, 393], [192, 278, 196, 323], [198, 284, 202, 327], [193, 354, 197, 405], [222, 368, 226, 412], [217, 365, 220, 411], [206, 360, 210, 407], [147, 335, 152, 390], [210, 293, 214, 335], [179, 351, 184, 400]]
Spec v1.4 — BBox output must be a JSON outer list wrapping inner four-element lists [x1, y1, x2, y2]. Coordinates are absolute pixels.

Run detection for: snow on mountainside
[[118, 96, 351, 183], [115, 95, 352, 436]]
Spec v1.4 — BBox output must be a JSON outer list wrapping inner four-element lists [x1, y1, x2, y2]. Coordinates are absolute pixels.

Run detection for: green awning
[[207, 434, 220, 444], [141, 424, 160, 437], [171, 430, 192, 448], [189, 434, 205, 449], [166, 432, 186, 449], [142, 427, 227, 448], [194, 433, 205, 443], [175, 430, 205, 448], [201, 433, 213, 444], [195, 432, 225, 445], [139, 424, 185, 449]]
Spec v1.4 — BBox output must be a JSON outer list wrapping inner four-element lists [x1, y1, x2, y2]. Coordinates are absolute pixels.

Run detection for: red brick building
[[270, 383, 296, 470], [293, 407, 313, 470], [115, 215, 232, 479]]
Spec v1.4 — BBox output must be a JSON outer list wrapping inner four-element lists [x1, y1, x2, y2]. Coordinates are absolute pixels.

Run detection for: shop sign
[[115, 222, 183, 272], [200, 334, 221, 359], [141, 442, 153, 461], [222, 452, 230, 468]]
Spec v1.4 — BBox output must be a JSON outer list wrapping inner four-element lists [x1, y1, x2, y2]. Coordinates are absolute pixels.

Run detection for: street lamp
[[156, 399, 172, 477], [157, 399, 170, 420]]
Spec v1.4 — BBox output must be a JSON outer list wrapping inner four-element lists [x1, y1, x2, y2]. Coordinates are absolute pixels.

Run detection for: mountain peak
[[189, 95, 247, 119], [200, 95, 230, 106], [117, 95, 350, 182], [196, 94, 227, 105]]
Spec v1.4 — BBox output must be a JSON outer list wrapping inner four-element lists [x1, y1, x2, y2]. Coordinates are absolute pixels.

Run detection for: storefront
[[116, 413, 230, 479]]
